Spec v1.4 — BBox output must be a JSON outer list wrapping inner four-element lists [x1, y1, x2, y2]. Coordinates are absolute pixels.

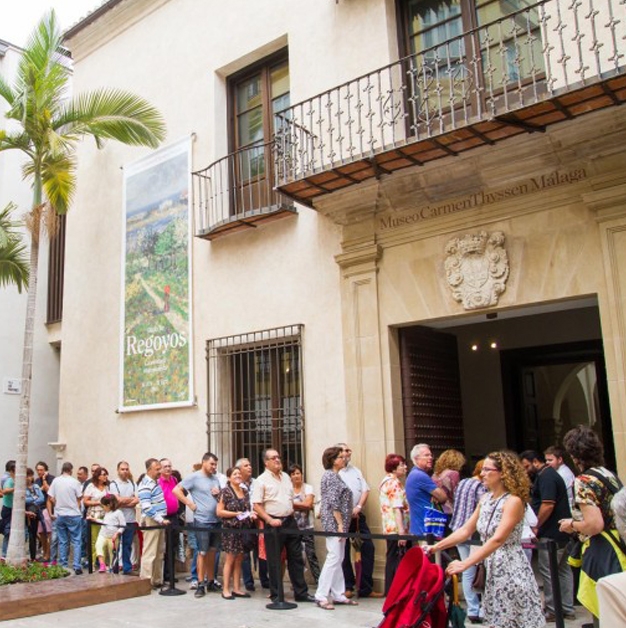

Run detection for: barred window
[[206, 324, 304, 474]]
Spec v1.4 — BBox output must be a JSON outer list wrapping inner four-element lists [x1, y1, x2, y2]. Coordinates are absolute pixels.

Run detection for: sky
[[0, 0, 105, 47]]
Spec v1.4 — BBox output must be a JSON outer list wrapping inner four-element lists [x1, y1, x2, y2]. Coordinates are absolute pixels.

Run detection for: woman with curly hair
[[558, 425, 625, 626], [433, 449, 466, 515], [427, 451, 544, 628]]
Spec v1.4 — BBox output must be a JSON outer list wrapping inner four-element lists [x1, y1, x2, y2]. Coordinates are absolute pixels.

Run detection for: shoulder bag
[[472, 494, 507, 592]]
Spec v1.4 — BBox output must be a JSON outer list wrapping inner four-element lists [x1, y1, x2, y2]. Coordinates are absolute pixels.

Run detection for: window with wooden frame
[[397, 0, 544, 120], [228, 51, 290, 215]]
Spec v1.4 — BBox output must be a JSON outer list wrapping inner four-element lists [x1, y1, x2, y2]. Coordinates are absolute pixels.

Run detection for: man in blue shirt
[[174, 452, 221, 598], [405, 444, 447, 536]]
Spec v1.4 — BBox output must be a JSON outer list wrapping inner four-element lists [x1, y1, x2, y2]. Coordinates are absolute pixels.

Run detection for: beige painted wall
[[60, 0, 405, 480]]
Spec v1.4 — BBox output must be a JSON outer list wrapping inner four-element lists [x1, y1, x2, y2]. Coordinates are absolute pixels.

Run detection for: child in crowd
[[95, 495, 125, 573]]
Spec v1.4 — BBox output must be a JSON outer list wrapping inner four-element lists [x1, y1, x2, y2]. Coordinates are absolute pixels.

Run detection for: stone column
[[588, 182, 626, 477]]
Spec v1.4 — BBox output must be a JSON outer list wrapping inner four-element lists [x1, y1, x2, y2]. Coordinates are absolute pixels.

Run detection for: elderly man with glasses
[[252, 448, 314, 604], [405, 444, 447, 538]]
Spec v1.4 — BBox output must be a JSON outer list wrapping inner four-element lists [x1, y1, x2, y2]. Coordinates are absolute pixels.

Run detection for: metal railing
[[193, 141, 294, 237], [274, 0, 626, 186]]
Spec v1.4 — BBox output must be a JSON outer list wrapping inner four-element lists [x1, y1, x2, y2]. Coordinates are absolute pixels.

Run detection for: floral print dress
[[477, 493, 544, 628]]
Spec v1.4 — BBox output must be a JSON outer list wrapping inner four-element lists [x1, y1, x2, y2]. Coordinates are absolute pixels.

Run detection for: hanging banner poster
[[119, 137, 193, 411]]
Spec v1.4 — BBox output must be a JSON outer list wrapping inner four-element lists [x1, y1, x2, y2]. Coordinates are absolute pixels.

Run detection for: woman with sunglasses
[[427, 451, 544, 628]]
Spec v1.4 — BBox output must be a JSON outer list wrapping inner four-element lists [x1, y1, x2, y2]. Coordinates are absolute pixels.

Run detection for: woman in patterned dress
[[428, 451, 545, 628], [217, 467, 256, 599], [315, 446, 357, 610], [378, 453, 410, 594]]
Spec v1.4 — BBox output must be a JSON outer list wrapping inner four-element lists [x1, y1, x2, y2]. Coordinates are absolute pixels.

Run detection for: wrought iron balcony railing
[[193, 140, 295, 239], [274, 0, 625, 203]]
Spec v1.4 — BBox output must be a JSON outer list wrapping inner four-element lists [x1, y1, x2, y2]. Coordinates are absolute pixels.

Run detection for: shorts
[[195, 522, 220, 554]]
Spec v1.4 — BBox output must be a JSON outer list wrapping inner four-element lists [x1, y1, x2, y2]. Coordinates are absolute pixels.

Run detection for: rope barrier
[[84, 517, 567, 624]]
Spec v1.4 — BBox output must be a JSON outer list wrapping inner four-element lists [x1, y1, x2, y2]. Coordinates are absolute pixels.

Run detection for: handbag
[[471, 494, 506, 592], [472, 562, 486, 591], [424, 501, 448, 539]]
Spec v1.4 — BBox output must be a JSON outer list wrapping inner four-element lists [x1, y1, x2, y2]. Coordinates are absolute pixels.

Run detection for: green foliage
[[0, 562, 70, 586], [0, 9, 166, 216], [0, 203, 29, 292]]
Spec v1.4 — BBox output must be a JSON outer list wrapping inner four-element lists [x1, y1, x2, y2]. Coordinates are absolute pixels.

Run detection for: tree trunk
[[6, 201, 41, 566]]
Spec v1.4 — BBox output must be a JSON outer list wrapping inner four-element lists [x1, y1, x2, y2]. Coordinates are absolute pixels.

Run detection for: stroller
[[377, 546, 448, 628]]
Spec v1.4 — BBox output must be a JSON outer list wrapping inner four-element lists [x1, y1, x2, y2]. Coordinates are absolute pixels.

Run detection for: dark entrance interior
[[500, 340, 615, 470], [398, 300, 616, 466]]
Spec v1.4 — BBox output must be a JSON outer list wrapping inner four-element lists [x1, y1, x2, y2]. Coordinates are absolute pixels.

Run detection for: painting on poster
[[119, 138, 193, 411]]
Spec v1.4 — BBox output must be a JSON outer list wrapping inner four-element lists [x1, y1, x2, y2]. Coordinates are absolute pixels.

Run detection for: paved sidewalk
[[6, 581, 594, 628]]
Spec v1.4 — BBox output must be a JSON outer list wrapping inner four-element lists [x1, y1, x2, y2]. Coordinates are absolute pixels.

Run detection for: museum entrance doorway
[[398, 298, 616, 468]]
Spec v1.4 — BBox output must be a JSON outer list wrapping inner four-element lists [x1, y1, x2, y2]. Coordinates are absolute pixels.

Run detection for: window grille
[[206, 324, 304, 474]]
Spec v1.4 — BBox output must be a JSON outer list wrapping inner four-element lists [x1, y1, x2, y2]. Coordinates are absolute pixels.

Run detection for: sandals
[[316, 599, 335, 610], [335, 599, 359, 605]]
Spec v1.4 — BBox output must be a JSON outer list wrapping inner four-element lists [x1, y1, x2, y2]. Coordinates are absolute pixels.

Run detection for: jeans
[[457, 542, 482, 618], [50, 518, 59, 562], [342, 513, 375, 596], [1, 506, 11, 557], [538, 543, 574, 615], [188, 531, 198, 581], [120, 522, 137, 573], [56, 515, 83, 571]]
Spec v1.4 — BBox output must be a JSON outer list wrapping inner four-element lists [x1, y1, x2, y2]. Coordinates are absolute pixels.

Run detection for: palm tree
[[0, 11, 166, 565], [0, 202, 29, 292]]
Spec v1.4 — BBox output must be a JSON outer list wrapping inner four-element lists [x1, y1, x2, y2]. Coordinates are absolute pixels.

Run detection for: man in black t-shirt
[[521, 450, 576, 622]]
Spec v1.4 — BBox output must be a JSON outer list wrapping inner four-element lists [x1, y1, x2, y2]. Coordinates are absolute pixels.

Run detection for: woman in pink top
[[432, 449, 466, 516]]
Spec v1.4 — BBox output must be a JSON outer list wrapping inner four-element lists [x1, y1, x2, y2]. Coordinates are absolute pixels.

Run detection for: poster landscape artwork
[[120, 140, 193, 410]]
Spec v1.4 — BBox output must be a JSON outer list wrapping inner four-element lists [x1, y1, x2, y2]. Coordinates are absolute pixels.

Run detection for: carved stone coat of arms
[[444, 231, 509, 310]]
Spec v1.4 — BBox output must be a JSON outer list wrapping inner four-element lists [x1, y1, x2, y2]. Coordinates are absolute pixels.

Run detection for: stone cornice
[[585, 182, 626, 223], [64, 0, 172, 61], [335, 240, 382, 277]]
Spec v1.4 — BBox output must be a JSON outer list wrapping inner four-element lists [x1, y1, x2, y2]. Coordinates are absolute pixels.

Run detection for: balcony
[[274, 0, 626, 206], [193, 141, 295, 240]]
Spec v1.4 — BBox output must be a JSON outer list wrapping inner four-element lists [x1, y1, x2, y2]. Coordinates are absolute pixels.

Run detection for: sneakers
[[194, 585, 206, 598], [189, 579, 199, 590], [74, 568, 83, 576], [98, 564, 107, 573], [206, 581, 220, 592]]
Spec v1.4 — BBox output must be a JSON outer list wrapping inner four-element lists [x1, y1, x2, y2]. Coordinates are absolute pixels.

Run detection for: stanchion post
[[159, 523, 185, 596], [546, 538, 565, 628], [87, 520, 93, 574], [266, 524, 297, 610]]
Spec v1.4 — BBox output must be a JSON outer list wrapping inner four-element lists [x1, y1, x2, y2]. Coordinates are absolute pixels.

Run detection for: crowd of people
[[1, 426, 625, 626]]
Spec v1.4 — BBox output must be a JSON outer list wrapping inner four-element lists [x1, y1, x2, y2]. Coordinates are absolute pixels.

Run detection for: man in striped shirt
[[138, 458, 169, 587]]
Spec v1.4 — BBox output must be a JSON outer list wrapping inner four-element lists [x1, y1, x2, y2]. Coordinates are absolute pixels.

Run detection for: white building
[[57, 0, 626, 528]]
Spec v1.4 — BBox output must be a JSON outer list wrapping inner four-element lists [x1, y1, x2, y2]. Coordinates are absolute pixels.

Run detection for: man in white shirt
[[337, 442, 383, 598], [109, 460, 139, 575], [544, 445, 576, 509], [47, 462, 83, 574]]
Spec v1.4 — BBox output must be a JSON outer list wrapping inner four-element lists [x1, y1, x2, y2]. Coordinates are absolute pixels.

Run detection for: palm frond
[[0, 203, 29, 293], [0, 238, 30, 292], [56, 88, 166, 148], [40, 152, 76, 215], [0, 74, 16, 108]]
